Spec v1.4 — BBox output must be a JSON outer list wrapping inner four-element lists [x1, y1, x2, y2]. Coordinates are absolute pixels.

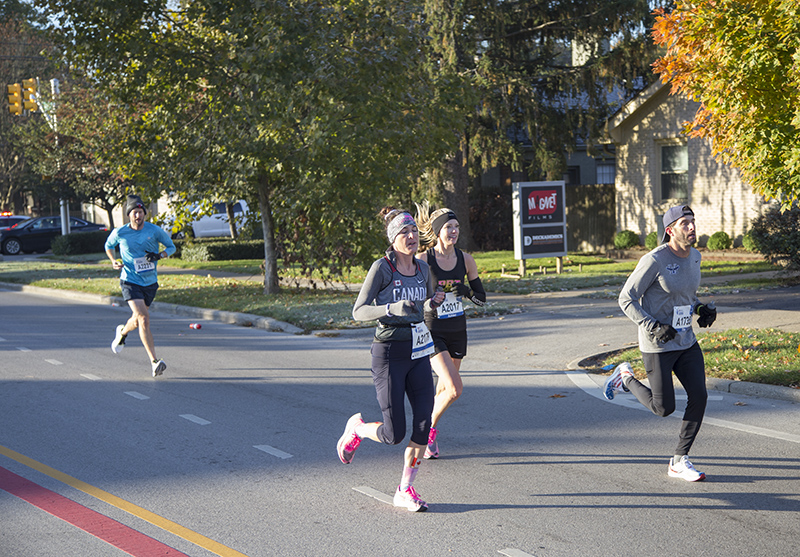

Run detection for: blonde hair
[[415, 200, 457, 253]]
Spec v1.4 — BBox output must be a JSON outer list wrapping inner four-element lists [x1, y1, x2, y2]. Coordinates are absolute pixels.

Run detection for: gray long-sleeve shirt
[[352, 250, 436, 342], [618, 244, 701, 353]]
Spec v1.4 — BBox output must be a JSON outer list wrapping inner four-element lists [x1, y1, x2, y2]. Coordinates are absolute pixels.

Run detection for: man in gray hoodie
[[606, 205, 717, 481]]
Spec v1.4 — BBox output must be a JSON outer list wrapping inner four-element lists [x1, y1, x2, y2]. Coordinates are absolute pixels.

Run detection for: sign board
[[512, 181, 568, 259]]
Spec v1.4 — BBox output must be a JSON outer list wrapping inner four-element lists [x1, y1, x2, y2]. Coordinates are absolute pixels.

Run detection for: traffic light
[[22, 78, 38, 112], [7, 83, 22, 115]]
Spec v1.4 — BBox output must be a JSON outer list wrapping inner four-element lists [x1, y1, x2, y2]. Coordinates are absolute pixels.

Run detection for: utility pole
[[37, 78, 70, 235]]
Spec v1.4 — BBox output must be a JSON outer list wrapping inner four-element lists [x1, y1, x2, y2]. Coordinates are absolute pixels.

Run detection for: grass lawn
[[593, 329, 800, 389]]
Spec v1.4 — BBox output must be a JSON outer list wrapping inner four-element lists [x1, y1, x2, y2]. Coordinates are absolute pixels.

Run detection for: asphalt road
[[1, 286, 799, 556]]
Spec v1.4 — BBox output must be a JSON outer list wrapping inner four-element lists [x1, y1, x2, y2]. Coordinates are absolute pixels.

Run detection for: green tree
[[423, 0, 664, 249], [653, 0, 800, 208], [16, 79, 136, 227], [37, 0, 460, 293], [0, 5, 53, 213]]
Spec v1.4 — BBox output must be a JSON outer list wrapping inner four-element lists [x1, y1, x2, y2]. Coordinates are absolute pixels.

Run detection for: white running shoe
[[151, 359, 167, 377], [111, 324, 126, 354], [393, 485, 428, 512], [603, 362, 633, 400], [668, 455, 706, 482]]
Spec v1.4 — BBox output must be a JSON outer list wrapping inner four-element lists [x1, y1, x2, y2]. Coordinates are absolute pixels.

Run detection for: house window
[[596, 162, 615, 184], [563, 166, 580, 185], [661, 144, 688, 200]]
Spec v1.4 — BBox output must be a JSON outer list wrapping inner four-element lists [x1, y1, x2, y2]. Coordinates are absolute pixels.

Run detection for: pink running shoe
[[336, 413, 364, 464], [423, 426, 439, 460], [393, 485, 428, 512]]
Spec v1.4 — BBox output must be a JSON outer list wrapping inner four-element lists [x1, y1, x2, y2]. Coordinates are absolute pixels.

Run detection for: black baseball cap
[[661, 205, 694, 243]]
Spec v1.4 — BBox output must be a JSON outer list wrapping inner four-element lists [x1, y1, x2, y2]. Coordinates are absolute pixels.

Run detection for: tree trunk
[[225, 202, 239, 239], [257, 177, 280, 294], [442, 145, 476, 251], [104, 202, 115, 229]]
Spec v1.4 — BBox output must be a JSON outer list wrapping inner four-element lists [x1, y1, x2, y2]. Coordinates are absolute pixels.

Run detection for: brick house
[[606, 80, 770, 246]]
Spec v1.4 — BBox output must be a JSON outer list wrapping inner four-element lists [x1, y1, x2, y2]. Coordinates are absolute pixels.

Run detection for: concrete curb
[[568, 349, 800, 404], [0, 281, 305, 335]]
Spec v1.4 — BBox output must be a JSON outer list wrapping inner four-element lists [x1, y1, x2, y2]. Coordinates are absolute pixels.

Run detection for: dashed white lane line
[[124, 391, 150, 400], [353, 486, 393, 505], [254, 445, 293, 459], [80, 374, 101, 381], [45, 359, 62, 365], [498, 549, 534, 557], [564, 370, 800, 444], [17, 347, 31, 352], [180, 414, 211, 425]]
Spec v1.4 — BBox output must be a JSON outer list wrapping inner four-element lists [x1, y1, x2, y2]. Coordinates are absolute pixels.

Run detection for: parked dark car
[[0, 216, 107, 255], [0, 213, 30, 229]]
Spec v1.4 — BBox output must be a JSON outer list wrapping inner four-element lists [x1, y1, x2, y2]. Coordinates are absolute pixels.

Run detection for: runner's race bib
[[411, 322, 434, 360], [672, 304, 692, 331], [133, 256, 156, 274], [436, 292, 464, 319]]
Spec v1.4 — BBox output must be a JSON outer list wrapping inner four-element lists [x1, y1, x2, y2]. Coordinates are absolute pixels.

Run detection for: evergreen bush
[[645, 231, 658, 250], [180, 240, 265, 261], [748, 206, 800, 268], [613, 230, 640, 250], [51, 231, 109, 256], [707, 231, 732, 251], [741, 230, 758, 252]]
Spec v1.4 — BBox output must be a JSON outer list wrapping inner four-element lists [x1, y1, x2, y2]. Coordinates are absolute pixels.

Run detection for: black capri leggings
[[629, 342, 708, 456], [370, 340, 434, 446]]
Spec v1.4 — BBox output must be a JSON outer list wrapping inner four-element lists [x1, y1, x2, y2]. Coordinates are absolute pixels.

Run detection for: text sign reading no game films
[[512, 181, 568, 259]]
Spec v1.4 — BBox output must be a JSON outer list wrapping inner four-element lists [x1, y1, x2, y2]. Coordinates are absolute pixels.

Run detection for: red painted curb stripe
[[0, 466, 190, 557]]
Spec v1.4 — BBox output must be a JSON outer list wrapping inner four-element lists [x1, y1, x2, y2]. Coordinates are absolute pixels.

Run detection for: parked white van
[[161, 200, 249, 239]]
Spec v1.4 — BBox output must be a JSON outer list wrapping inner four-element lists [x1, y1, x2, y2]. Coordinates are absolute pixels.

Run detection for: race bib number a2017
[[436, 292, 464, 319], [672, 305, 692, 331], [411, 322, 434, 360], [133, 256, 155, 274]]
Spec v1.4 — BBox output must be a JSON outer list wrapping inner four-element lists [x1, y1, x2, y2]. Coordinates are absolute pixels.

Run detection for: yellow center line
[[0, 444, 250, 557]]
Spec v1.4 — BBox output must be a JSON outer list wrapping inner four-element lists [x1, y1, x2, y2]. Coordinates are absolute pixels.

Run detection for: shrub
[[645, 231, 658, 250], [51, 230, 109, 256], [706, 231, 732, 251], [613, 230, 640, 250], [741, 230, 758, 252], [180, 240, 265, 261], [748, 206, 800, 268]]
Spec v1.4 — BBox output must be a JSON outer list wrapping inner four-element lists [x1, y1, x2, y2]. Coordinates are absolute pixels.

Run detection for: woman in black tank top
[[414, 201, 486, 460]]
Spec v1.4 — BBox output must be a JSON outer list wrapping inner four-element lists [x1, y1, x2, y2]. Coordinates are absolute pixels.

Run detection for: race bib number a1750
[[672, 305, 692, 331]]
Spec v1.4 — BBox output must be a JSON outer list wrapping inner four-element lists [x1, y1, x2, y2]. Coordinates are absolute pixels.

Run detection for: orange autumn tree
[[652, 0, 800, 209]]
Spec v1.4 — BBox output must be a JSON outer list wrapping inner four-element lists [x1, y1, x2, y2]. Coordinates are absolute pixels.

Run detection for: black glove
[[652, 322, 677, 343], [454, 283, 471, 297], [145, 251, 161, 262], [696, 303, 717, 328], [430, 286, 444, 309], [453, 282, 486, 307]]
